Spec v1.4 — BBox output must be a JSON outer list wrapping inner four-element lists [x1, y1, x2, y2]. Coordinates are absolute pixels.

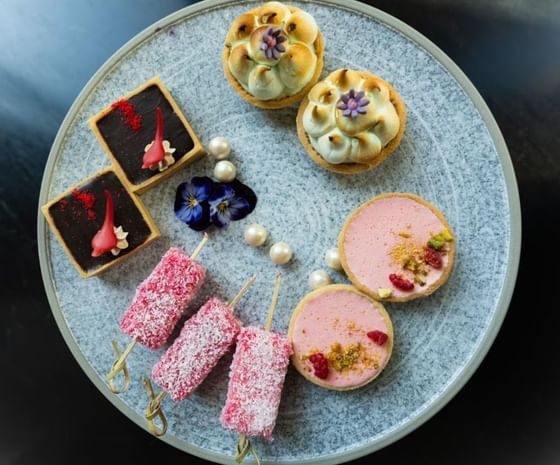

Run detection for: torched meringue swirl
[[225, 1, 321, 101], [302, 69, 402, 165]]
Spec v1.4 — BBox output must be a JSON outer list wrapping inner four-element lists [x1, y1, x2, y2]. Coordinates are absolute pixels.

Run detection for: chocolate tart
[[89, 76, 204, 193], [41, 168, 160, 278]]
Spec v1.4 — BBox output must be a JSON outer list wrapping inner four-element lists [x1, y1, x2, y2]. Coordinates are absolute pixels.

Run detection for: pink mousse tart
[[288, 285, 393, 390], [339, 193, 455, 302]]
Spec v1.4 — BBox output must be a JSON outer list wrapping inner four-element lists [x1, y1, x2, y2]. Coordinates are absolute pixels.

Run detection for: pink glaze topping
[[342, 196, 452, 299], [119, 247, 206, 349], [152, 298, 240, 401], [291, 287, 391, 389], [220, 327, 292, 440]]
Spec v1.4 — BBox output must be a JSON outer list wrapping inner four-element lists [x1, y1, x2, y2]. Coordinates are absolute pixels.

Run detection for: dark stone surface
[[1, 0, 558, 464]]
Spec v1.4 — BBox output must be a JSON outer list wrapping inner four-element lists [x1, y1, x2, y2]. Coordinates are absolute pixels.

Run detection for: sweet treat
[[41, 168, 159, 278], [339, 193, 455, 302], [119, 246, 206, 349], [89, 76, 204, 193], [288, 285, 393, 390], [223, 1, 324, 109], [296, 69, 406, 173], [220, 326, 292, 440], [151, 297, 241, 401]]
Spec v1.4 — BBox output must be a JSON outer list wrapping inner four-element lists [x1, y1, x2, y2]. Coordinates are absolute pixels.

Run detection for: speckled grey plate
[[37, 1, 520, 463]]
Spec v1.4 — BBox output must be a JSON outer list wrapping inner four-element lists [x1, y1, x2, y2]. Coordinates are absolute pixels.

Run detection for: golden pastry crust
[[223, 5, 324, 109], [288, 284, 394, 391], [88, 76, 204, 194], [40, 167, 160, 278], [296, 70, 407, 174], [338, 193, 455, 302]]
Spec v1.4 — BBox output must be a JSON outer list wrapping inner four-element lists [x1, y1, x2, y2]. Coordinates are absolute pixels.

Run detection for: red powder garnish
[[91, 190, 118, 257], [59, 199, 69, 211], [111, 99, 143, 132], [71, 189, 96, 220], [367, 330, 389, 346]]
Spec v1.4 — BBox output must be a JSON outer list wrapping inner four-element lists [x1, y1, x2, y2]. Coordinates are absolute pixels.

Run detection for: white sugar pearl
[[269, 242, 293, 265], [244, 223, 268, 247], [214, 160, 237, 182], [325, 248, 342, 271], [308, 270, 332, 290], [208, 136, 231, 160]]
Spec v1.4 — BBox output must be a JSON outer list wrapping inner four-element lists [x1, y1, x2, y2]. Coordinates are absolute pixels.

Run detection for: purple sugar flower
[[260, 27, 287, 60], [336, 89, 369, 118]]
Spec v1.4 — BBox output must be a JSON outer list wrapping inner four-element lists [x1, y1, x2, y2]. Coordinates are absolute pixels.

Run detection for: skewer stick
[[191, 232, 209, 260], [237, 273, 282, 465], [265, 273, 282, 332], [143, 378, 168, 437], [143, 274, 257, 437], [106, 339, 137, 393], [229, 275, 257, 309]]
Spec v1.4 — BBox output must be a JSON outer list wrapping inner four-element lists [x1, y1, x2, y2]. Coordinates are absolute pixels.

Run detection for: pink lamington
[[119, 247, 205, 349], [151, 297, 240, 401], [220, 327, 292, 440]]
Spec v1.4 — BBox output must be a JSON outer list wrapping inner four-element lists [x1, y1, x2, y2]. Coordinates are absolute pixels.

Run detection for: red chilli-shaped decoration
[[91, 190, 118, 257], [142, 107, 165, 169]]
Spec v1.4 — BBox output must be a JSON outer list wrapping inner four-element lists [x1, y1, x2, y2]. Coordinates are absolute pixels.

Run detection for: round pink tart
[[339, 193, 455, 302], [288, 285, 393, 390]]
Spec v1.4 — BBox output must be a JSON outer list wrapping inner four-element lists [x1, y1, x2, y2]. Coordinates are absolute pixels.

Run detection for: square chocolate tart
[[41, 168, 160, 278], [89, 76, 204, 193]]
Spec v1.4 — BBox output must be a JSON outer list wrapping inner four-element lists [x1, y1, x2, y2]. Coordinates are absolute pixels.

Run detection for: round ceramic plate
[[37, 0, 520, 464]]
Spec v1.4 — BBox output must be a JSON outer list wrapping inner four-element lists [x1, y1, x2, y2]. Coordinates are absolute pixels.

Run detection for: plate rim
[[36, 0, 521, 463]]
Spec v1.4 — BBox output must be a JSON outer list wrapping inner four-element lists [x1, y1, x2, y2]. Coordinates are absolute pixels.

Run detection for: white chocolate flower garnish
[[225, 1, 321, 100], [302, 69, 401, 165], [144, 140, 176, 172], [111, 226, 129, 256]]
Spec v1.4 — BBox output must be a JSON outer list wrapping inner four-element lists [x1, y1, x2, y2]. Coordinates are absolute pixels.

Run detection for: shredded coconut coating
[[220, 326, 292, 440], [119, 247, 206, 349], [151, 298, 240, 401]]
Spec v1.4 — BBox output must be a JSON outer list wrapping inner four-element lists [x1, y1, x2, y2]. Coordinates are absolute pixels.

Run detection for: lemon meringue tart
[[223, 1, 324, 109], [296, 69, 406, 173]]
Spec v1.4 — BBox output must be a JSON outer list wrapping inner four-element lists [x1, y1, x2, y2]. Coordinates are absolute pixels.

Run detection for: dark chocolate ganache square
[[48, 170, 153, 273], [95, 84, 195, 186]]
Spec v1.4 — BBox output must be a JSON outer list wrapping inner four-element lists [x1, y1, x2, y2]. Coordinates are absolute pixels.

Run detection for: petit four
[[41, 168, 159, 278], [339, 193, 455, 302], [223, 1, 324, 109], [289, 284, 393, 390], [89, 76, 204, 193], [296, 69, 406, 173]]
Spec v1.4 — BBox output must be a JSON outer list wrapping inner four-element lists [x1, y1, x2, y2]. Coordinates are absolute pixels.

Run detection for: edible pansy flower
[[336, 89, 369, 118], [209, 183, 253, 228], [260, 27, 287, 60], [174, 176, 213, 231]]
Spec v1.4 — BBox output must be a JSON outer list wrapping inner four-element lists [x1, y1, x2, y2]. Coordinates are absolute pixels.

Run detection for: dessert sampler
[[40, 1, 459, 462]]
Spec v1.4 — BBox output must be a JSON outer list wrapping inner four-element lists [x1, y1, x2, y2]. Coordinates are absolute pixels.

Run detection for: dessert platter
[[37, 1, 520, 464]]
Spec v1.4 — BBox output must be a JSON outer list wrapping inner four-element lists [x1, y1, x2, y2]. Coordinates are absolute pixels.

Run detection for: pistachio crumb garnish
[[398, 231, 411, 238], [377, 288, 392, 299]]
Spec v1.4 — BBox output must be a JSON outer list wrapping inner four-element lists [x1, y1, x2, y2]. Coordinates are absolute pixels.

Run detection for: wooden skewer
[[106, 233, 210, 394], [190, 232, 209, 260]]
